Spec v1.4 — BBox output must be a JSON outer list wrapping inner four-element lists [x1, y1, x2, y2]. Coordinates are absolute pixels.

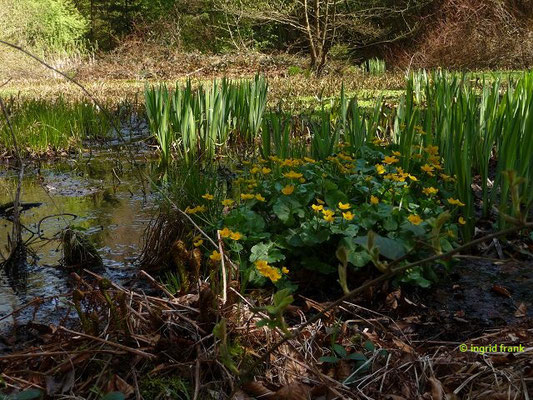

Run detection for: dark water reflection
[[0, 151, 158, 331]]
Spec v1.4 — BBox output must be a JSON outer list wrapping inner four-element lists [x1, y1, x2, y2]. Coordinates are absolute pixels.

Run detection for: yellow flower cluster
[[421, 164, 435, 176], [202, 193, 214, 200], [283, 170, 303, 179], [185, 205, 207, 214], [255, 260, 282, 283], [384, 167, 417, 182], [210, 250, 222, 261], [422, 187, 439, 196], [219, 227, 243, 241], [279, 158, 302, 167], [337, 153, 354, 162], [239, 192, 266, 202], [322, 209, 335, 223]]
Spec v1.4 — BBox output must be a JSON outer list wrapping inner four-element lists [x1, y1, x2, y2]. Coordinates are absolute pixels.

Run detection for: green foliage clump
[[182, 142, 463, 290], [0, 97, 113, 155], [0, 0, 87, 54]]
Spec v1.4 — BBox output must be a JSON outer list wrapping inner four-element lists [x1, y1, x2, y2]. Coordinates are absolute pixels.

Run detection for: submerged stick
[[57, 326, 156, 359], [0, 95, 25, 262]]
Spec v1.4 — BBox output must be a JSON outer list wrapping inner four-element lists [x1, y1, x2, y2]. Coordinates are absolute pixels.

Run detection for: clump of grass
[[364, 58, 386, 75], [0, 96, 112, 155]]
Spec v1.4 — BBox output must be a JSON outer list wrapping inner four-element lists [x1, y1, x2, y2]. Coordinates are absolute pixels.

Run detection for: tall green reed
[[145, 75, 268, 164]]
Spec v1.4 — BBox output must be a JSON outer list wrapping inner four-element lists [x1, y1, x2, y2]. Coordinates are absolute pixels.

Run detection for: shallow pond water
[[0, 151, 158, 332]]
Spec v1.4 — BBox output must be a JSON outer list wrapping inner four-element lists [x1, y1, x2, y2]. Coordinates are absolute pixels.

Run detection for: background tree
[[0, 0, 87, 54], [219, 0, 432, 72]]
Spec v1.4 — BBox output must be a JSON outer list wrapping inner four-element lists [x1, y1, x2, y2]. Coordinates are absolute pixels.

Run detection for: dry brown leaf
[[490, 354, 514, 366], [393, 338, 416, 355], [241, 381, 275, 399], [386, 289, 401, 310], [233, 390, 253, 400], [106, 374, 134, 398], [275, 383, 312, 400], [428, 377, 443, 400], [491, 284, 511, 298], [514, 302, 527, 318], [335, 360, 351, 381]]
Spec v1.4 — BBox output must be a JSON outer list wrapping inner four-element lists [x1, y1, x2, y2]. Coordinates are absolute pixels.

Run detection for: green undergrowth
[[139, 376, 191, 400], [158, 140, 465, 292]]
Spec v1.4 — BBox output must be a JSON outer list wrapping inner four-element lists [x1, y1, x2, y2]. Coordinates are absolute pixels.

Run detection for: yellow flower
[[219, 227, 232, 238], [299, 178, 306, 183], [261, 167, 271, 174], [193, 239, 204, 247], [303, 157, 316, 163], [322, 209, 335, 217], [422, 187, 439, 196], [255, 260, 282, 283], [311, 204, 324, 212], [221, 199, 235, 206], [230, 231, 242, 241], [210, 250, 221, 261], [375, 164, 386, 175], [338, 202, 351, 210], [383, 156, 399, 165], [255, 194, 266, 202], [185, 205, 206, 214], [323, 214, 335, 223], [448, 198, 466, 207], [425, 145, 439, 155], [283, 170, 303, 179], [202, 193, 214, 201], [342, 211, 355, 221], [281, 185, 294, 195], [408, 214, 423, 225], [338, 153, 354, 162], [281, 158, 301, 167], [250, 167, 260, 174], [440, 173, 453, 182], [459, 217, 466, 225], [281, 267, 289, 274], [392, 151, 401, 156], [421, 164, 435, 176], [316, 198, 325, 205], [241, 193, 255, 200], [370, 195, 379, 205]]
